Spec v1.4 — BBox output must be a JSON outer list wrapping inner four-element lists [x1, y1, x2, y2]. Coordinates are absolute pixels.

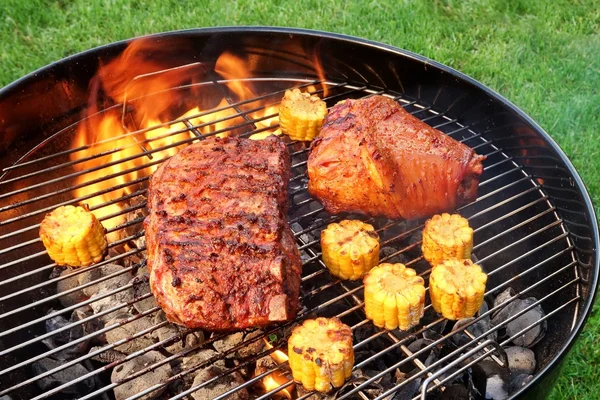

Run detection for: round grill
[[0, 28, 597, 400]]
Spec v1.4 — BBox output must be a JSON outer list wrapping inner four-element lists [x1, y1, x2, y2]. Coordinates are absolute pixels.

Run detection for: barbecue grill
[[0, 27, 597, 400]]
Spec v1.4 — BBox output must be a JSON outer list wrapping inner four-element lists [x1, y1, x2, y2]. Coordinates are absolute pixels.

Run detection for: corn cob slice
[[288, 317, 354, 393], [279, 88, 327, 141], [40, 205, 108, 267], [364, 263, 426, 330], [321, 220, 380, 280], [422, 213, 473, 266], [429, 258, 487, 320]]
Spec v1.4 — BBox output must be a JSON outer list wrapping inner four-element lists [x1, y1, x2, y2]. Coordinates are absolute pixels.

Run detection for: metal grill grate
[[0, 77, 580, 400]]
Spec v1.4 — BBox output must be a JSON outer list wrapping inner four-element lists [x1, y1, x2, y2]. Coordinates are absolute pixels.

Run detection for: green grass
[[0, 0, 598, 398]]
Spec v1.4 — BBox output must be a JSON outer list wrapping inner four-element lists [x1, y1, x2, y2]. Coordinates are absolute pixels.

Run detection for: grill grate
[[0, 77, 580, 400]]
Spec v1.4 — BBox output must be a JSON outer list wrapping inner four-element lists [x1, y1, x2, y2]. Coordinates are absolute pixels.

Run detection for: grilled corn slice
[[288, 317, 354, 393], [279, 88, 328, 141], [429, 258, 487, 320], [422, 213, 473, 266], [321, 220, 380, 280], [39, 205, 108, 267], [364, 263, 426, 330]]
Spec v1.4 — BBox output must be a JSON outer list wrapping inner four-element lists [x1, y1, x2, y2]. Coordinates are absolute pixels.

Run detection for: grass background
[[0, 0, 598, 398]]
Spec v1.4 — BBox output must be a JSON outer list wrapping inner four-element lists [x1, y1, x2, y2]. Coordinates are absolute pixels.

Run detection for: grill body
[[0, 27, 597, 400]]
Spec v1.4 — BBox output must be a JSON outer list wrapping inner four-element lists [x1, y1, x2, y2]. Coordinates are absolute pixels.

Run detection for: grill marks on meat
[[307, 96, 485, 220], [145, 136, 301, 330]]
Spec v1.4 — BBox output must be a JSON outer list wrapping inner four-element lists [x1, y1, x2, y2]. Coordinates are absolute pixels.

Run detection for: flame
[[259, 338, 294, 399], [69, 38, 327, 238]]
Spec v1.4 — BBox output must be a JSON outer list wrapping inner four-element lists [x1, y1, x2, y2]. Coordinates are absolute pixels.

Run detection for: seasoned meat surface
[[145, 136, 302, 330], [308, 96, 485, 220]]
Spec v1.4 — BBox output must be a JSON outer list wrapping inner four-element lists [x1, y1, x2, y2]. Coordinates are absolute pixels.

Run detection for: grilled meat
[[307, 95, 485, 220], [145, 136, 302, 330]]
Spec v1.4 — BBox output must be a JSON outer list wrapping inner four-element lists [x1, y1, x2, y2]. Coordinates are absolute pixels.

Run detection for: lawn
[[0, 0, 598, 398]]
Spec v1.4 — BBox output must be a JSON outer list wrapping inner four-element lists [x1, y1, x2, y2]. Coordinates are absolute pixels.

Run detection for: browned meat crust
[[145, 136, 302, 330], [307, 96, 485, 220]]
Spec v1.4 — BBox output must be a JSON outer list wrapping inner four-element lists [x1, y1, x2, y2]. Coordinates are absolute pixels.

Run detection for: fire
[[68, 37, 330, 238], [257, 338, 294, 399]]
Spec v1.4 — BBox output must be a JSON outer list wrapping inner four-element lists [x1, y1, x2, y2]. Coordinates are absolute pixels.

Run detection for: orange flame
[[257, 339, 294, 399], [69, 38, 327, 239]]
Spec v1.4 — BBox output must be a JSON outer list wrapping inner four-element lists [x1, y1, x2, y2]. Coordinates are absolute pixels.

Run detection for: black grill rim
[[0, 26, 597, 399]]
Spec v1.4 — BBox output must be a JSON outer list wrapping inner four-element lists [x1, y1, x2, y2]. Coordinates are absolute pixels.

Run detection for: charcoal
[[0, 395, 13, 400], [451, 317, 496, 348], [213, 331, 244, 357], [438, 384, 470, 399], [105, 313, 157, 354], [392, 369, 422, 400], [505, 298, 546, 348], [182, 349, 226, 386], [89, 346, 126, 363], [508, 373, 533, 393], [190, 366, 249, 400], [71, 305, 105, 345], [152, 323, 204, 355], [235, 329, 265, 358], [379, 220, 413, 243], [491, 287, 517, 319], [505, 346, 536, 375], [89, 282, 135, 323], [112, 350, 172, 400], [473, 360, 509, 400], [131, 274, 158, 314], [43, 310, 89, 361], [81, 263, 131, 298], [56, 268, 87, 308], [380, 246, 410, 264], [32, 358, 94, 397], [484, 375, 508, 399]]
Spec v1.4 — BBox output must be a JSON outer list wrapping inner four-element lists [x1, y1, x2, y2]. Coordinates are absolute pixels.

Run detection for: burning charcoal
[[182, 349, 226, 386], [506, 298, 546, 348], [0, 395, 13, 400], [392, 369, 422, 400], [235, 330, 265, 358], [439, 384, 470, 400], [485, 375, 509, 400], [112, 350, 172, 400], [505, 346, 536, 375], [71, 305, 105, 344], [213, 331, 244, 357], [105, 313, 157, 354], [88, 269, 135, 323], [152, 322, 204, 355], [56, 269, 87, 308], [32, 358, 94, 397], [472, 360, 509, 400], [380, 246, 410, 264], [451, 317, 497, 348], [508, 373, 533, 393], [89, 346, 127, 363], [190, 366, 249, 400], [491, 287, 517, 319], [131, 274, 158, 314], [82, 263, 132, 298], [42, 310, 89, 361]]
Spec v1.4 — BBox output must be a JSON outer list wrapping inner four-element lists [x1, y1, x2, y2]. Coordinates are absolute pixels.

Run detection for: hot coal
[[56, 269, 88, 308], [87, 264, 135, 323], [472, 360, 509, 400], [42, 310, 89, 361], [71, 305, 105, 345], [151, 311, 204, 354], [391, 370, 421, 400], [451, 316, 497, 348], [491, 297, 546, 348], [234, 330, 265, 359], [105, 313, 157, 354], [491, 287, 517, 319], [89, 346, 126, 364], [182, 349, 226, 386], [505, 346, 536, 375], [213, 331, 245, 358], [130, 274, 158, 314], [82, 263, 132, 298], [111, 350, 172, 400], [190, 366, 249, 400], [508, 373, 533, 393], [32, 358, 94, 397], [380, 246, 410, 264]]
